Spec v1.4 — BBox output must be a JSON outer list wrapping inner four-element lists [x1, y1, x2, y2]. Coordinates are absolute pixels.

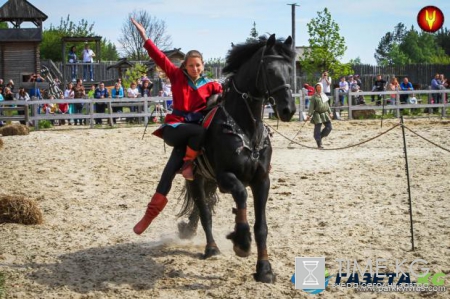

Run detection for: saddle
[[194, 104, 270, 181]]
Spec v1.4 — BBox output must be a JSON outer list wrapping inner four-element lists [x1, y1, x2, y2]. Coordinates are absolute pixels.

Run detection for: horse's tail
[[177, 178, 219, 218]]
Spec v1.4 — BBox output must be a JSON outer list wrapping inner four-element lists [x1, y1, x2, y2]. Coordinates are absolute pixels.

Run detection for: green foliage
[[38, 120, 53, 129], [0, 22, 7, 29], [349, 57, 361, 65], [246, 22, 259, 43], [375, 23, 450, 65], [436, 27, 450, 56], [205, 57, 225, 79], [299, 8, 353, 83], [41, 15, 118, 62], [122, 63, 148, 89]]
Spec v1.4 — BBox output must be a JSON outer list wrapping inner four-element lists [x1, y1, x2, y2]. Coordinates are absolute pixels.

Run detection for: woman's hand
[[131, 18, 148, 41]]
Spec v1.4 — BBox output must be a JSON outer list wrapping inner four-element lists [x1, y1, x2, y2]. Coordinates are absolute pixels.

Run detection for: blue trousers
[[314, 121, 332, 142]]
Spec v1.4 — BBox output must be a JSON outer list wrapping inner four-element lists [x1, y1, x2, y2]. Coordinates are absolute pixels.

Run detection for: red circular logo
[[417, 6, 444, 33]]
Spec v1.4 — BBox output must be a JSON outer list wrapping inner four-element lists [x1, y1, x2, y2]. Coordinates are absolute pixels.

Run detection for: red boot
[[133, 193, 168, 235], [181, 146, 199, 181]]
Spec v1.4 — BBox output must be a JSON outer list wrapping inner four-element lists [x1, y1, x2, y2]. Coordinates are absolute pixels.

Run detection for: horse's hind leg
[[217, 172, 252, 258], [250, 177, 275, 283], [188, 177, 220, 258]]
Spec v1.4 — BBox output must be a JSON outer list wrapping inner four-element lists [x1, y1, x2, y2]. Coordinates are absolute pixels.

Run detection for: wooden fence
[[295, 89, 449, 120], [1, 90, 449, 130], [0, 97, 172, 130]]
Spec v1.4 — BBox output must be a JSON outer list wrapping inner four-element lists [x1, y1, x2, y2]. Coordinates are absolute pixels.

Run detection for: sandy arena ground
[[0, 118, 449, 299]]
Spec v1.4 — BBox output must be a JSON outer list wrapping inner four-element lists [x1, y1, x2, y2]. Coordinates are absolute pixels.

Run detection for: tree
[[349, 57, 362, 65], [122, 62, 148, 89], [205, 57, 225, 79], [299, 8, 352, 83], [246, 22, 259, 43], [375, 23, 450, 65], [436, 27, 450, 56], [0, 22, 7, 29], [374, 23, 408, 65], [119, 10, 172, 60], [40, 15, 118, 61]]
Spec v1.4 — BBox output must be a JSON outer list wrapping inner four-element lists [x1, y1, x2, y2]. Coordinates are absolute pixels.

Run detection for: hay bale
[[0, 195, 43, 225], [0, 124, 29, 136], [352, 109, 376, 119]]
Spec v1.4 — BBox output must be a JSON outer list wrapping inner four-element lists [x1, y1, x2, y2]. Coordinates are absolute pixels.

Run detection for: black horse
[[177, 34, 296, 283]]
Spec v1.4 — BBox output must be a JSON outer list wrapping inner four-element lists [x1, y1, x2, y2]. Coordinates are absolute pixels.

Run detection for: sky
[[7, 0, 450, 64]]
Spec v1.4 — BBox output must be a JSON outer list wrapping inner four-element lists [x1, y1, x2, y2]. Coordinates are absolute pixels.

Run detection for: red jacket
[[143, 39, 222, 137]]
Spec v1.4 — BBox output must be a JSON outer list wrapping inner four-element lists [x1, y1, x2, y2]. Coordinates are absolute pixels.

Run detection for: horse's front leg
[[250, 176, 275, 283], [217, 172, 252, 258]]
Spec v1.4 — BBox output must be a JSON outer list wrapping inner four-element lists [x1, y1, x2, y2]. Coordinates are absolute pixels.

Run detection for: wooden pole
[[400, 116, 415, 251]]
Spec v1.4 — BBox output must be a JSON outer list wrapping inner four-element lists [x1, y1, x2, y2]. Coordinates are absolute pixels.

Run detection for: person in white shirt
[[319, 71, 332, 96], [338, 76, 349, 106], [161, 78, 172, 97], [81, 44, 95, 81], [127, 81, 140, 98], [126, 81, 140, 123]]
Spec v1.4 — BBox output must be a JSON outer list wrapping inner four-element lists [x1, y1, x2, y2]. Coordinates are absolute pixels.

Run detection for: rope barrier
[[402, 125, 450, 153], [265, 122, 402, 150]]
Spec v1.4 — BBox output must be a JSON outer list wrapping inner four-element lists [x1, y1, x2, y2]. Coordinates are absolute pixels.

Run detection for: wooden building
[[0, 0, 48, 85]]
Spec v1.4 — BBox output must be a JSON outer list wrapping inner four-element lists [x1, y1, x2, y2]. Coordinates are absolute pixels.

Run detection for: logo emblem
[[295, 257, 325, 290], [417, 6, 444, 33]]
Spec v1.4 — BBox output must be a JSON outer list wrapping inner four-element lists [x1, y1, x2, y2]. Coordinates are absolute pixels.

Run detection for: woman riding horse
[[131, 18, 222, 235], [178, 35, 296, 283]]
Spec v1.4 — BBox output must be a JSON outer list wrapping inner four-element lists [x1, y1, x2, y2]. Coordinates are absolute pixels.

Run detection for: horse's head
[[258, 34, 296, 121], [223, 34, 296, 122]]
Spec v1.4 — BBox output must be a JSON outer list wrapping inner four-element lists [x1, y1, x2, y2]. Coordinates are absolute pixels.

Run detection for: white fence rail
[[0, 97, 172, 130], [296, 89, 449, 120], [1, 90, 449, 129]]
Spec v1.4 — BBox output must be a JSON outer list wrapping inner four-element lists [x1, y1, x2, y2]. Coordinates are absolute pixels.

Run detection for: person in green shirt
[[305, 83, 333, 149]]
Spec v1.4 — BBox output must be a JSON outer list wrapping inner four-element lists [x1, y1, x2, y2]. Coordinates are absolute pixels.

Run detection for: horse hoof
[[226, 224, 251, 258], [253, 260, 276, 283], [177, 221, 197, 239], [203, 246, 221, 259], [233, 244, 251, 258], [253, 271, 276, 283]]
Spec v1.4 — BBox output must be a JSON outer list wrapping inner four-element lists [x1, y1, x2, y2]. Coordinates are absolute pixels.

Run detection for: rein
[[224, 48, 291, 160]]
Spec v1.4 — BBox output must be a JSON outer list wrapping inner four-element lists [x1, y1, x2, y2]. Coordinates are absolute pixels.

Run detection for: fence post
[[442, 89, 447, 118], [395, 92, 400, 118], [348, 90, 353, 120], [25, 104, 29, 125], [144, 98, 148, 125], [400, 116, 415, 251], [32, 98, 39, 130], [89, 100, 94, 128], [333, 88, 341, 120]]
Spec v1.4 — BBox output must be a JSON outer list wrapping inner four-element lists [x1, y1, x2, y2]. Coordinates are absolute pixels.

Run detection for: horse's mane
[[222, 35, 296, 75]]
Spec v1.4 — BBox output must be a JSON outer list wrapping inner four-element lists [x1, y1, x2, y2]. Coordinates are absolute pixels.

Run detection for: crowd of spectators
[[0, 74, 174, 127]]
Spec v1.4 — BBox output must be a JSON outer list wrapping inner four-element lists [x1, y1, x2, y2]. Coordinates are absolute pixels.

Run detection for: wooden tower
[[0, 0, 47, 84]]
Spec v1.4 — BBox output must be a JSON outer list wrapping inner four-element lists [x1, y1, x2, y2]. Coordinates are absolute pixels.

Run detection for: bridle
[[230, 45, 292, 123], [224, 45, 292, 160]]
